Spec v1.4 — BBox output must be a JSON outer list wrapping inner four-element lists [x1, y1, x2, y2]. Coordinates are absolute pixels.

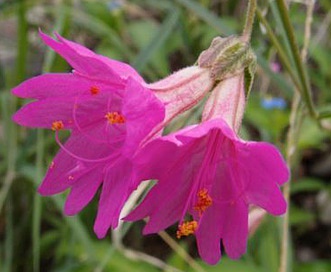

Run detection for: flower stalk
[[242, 0, 257, 42], [279, 1, 315, 271], [275, 0, 318, 119], [255, 8, 302, 92]]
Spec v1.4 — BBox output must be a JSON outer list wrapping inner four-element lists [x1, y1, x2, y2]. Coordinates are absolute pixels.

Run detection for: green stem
[[279, 2, 315, 271], [275, 0, 318, 119], [318, 110, 331, 120], [0, 0, 27, 214], [16, 0, 28, 84], [242, 0, 257, 42], [279, 92, 303, 272], [4, 195, 13, 272], [33, 130, 44, 272], [256, 8, 301, 91], [31, 2, 71, 270]]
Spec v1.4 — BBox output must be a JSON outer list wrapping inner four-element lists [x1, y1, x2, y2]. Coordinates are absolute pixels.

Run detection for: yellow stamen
[[176, 220, 198, 239], [51, 121, 64, 131], [90, 86, 100, 95], [194, 188, 212, 215], [105, 112, 125, 124]]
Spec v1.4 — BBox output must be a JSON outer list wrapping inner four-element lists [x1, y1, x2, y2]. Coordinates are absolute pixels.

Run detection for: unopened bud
[[198, 36, 256, 89], [200, 36, 257, 132]]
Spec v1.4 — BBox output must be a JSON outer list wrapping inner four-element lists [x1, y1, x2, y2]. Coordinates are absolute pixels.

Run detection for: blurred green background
[[0, 0, 330, 271]]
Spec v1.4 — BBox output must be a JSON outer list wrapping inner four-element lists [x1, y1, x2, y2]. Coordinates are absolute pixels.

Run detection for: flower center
[[105, 112, 125, 124], [176, 220, 198, 239], [194, 188, 213, 216], [51, 120, 64, 131], [90, 85, 100, 95]]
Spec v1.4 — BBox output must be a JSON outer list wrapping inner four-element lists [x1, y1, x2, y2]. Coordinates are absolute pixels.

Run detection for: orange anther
[[51, 121, 64, 131], [194, 188, 212, 215], [176, 220, 198, 239], [90, 86, 100, 95], [105, 112, 125, 124]]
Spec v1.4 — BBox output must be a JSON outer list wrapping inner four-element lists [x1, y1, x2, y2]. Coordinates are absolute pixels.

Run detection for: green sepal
[[244, 49, 256, 98], [198, 35, 257, 96]]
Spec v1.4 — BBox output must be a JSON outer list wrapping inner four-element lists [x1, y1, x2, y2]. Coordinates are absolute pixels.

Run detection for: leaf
[[131, 8, 180, 72], [289, 205, 315, 226], [298, 118, 330, 149], [174, 0, 234, 35], [294, 261, 331, 272], [291, 178, 325, 194]]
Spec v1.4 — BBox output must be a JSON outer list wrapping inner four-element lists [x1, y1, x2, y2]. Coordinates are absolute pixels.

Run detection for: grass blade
[[131, 8, 180, 72], [174, 0, 234, 35]]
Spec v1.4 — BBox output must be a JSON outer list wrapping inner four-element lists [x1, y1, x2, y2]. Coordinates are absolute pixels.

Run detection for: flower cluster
[[13, 32, 289, 264]]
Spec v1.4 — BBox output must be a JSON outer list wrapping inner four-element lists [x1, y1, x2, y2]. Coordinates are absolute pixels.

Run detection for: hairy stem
[[279, 1, 315, 272], [275, 0, 318, 119], [256, 8, 301, 91], [242, 0, 257, 42]]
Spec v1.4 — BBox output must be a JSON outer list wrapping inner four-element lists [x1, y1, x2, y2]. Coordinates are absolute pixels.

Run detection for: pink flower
[[12, 31, 165, 238], [126, 71, 289, 264], [126, 119, 288, 264]]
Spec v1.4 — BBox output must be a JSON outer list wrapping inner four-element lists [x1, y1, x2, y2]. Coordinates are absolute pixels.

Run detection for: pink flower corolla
[[12, 31, 165, 238], [126, 119, 288, 264], [126, 72, 289, 264]]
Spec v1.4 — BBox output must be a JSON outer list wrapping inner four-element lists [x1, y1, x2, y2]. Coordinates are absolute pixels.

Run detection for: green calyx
[[198, 36, 256, 97]]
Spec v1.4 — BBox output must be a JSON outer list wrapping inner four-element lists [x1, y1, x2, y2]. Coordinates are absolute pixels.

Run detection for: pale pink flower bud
[[143, 66, 214, 141], [202, 73, 246, 133]]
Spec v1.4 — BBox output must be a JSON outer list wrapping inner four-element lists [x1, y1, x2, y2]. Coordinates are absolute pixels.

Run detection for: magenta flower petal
[[37, 127, 113, 195], [221, 200, 248, 259], [11, 73, 94, 99], [126, 175, 189, 234], [13, 83, 126, 131], [12, 97, 77, 129], [53, 32, 144, 83], [244, 142, 289, 186], [39, 31, 144, 84], [122, 78, 165, 154], [239, 142, 288, 215], [195, 207, 222, 264], [39, 31, 121, 81], [37, 151, 74, 195], [64, 166, 103, 215], [93, 160, 136, 238]]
